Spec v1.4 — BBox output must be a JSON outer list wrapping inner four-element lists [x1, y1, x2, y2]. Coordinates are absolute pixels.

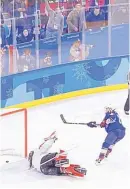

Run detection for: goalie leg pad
[[41, 167, 61, 175], [40, 153, 57, 167]]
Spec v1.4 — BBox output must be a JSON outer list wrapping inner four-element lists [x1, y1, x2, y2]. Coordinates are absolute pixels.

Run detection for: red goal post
[[0, 108, 28, 158]]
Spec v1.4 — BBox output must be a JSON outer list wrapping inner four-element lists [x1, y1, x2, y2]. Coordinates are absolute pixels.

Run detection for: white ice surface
[[0, 89, 130, 189]]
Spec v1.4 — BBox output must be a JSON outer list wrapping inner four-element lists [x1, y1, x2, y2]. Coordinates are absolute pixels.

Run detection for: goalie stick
[[60, 114, 89, 125]]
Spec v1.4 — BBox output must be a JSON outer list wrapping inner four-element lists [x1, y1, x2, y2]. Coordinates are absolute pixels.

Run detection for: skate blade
[[95, 159, 106, 166], [104, 157, 108, 161], [95, 161, 101, 166]]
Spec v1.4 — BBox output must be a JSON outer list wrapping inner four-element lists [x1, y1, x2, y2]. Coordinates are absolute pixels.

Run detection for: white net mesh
[[0, 149, 23, 157], [0, 109, 27, 158]]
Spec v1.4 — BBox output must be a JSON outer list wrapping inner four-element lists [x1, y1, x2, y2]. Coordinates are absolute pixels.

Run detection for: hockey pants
[[102, 129, 125, 149], [40, 153, 61, 175]]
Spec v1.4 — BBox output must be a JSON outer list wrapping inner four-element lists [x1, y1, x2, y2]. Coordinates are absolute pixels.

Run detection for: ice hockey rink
[[0, 89, 130, 189]]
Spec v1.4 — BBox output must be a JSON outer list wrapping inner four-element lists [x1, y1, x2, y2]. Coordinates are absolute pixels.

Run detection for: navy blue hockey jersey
[[101, 111, 125, 133]]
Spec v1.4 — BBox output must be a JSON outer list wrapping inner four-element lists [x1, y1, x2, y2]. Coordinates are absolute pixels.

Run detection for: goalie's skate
[[61, 164, 87, 177], [39, 131, 57, 149], [44, 131, 57, 142]]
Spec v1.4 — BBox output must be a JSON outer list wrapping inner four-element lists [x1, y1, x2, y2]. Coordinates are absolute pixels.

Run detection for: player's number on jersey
[[117, 114, 122, 124]]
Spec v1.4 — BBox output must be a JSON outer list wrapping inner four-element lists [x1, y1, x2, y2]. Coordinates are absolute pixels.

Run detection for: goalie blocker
[[28, 131, 87, 177]]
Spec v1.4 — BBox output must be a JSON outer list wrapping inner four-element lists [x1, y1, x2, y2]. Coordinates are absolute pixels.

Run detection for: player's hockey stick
[[60, 114, 89, 125]]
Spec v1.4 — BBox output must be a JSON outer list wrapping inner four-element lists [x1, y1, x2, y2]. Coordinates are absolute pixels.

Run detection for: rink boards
[[1, 55, 129, 108], [5, 83, 128, 109]]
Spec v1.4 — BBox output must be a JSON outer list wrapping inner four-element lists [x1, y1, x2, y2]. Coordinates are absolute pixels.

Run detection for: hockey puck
[[6, 160, 9, 163]]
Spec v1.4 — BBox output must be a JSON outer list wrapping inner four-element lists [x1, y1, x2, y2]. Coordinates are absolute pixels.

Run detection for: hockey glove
[[100, 120, 106, 128], [87, 121, 97, 128]]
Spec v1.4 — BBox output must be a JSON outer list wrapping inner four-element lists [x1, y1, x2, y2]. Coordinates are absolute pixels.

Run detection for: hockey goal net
[[0, 108, 28, 158]]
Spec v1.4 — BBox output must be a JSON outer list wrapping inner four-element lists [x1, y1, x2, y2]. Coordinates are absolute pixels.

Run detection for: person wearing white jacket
[[28, 131, 87, 177]]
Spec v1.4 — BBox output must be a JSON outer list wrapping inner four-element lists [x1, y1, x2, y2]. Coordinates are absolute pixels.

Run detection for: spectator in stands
[[7, 0, 26, 18], [2, 0, 12, 13], [111, 5, 129, 25], [16, 12, 35, 35], [26, 0, 35, 16], [40, 52, 52, 68], [66, 3, 86, 33], [40, 13, 49, 30], [17, 48, 36, 72], [0, 12, 4, 24], [86, 6, 105, 22], [0, 17, 8, 48], [112, 0, 129, 4], [3, 23, 10, 40], [45, 0, 64, 38], [26, 0, 37, 33], [6, 21, 13, 45], [0, 48, 6, 76], [17, 29, 33, 44], [39, 13, 49, 39], [0, 14, 9, 76]]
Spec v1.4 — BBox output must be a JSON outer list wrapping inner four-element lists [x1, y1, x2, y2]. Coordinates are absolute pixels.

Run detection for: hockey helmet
[[105, 105, 115, 113]]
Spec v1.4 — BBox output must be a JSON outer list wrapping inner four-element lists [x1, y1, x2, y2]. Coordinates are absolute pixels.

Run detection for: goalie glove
[[87, 121, 98, 128]]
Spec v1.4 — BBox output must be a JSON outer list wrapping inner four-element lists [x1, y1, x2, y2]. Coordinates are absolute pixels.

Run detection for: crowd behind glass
[[0, 0, 129, 76]]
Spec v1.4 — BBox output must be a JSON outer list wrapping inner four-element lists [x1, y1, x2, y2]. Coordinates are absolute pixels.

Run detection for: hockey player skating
[[28, 131, 87, 177], [87, 107, 126, 165]]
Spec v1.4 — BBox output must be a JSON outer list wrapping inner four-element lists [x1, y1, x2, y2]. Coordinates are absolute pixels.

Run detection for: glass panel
[[15, 14, 37, 73], [0, 18, 14, 76], [85, 4, 109, 59], [1, 0, 129, 76], [61, 31, 83, 64], [38, 0, 62, 67], [3, 0, 27, 19], [110, 2, 129, 56], [16, 15, 35, 44], [61, 2, 86, 64], [16, 41, 37, 73], [39, 37, 59, 68], [111, 2, 129, 25], [40, 0, 63, 39]]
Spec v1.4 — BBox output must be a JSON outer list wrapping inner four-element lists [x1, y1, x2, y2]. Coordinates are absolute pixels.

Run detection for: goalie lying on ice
[[28, 131, 87, 177]]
